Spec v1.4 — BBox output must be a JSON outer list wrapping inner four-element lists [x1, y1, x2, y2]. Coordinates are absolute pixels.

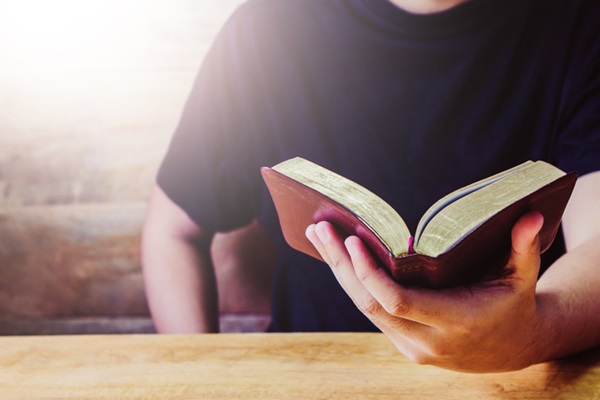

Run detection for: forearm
[[142, 231, 219, 333], [536, 233, 600, 361]]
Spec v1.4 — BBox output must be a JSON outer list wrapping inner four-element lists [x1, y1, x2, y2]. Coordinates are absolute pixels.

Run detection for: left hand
[[306, 212, 548, 372]]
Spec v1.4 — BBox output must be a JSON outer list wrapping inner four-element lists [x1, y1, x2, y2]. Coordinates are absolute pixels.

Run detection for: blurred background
[[0, 0, 273, 334]]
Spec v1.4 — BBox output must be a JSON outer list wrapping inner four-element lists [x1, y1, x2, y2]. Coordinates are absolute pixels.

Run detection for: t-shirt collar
[[350, 0, 507, 37]]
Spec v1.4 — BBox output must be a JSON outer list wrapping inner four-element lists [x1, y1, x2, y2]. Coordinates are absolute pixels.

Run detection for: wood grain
[[1, 333, 599, 399]]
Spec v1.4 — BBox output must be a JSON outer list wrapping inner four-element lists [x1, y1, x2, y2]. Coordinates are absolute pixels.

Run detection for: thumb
[[508, 211, 544, 283]]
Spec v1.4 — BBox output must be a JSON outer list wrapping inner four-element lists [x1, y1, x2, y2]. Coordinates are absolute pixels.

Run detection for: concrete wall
[[0, 0, 272, 334]]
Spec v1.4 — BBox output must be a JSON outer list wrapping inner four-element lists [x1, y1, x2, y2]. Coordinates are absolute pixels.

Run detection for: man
[[142, 0, 600, 372]]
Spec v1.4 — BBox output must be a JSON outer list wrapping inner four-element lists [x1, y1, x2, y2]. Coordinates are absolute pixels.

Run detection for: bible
[[261, 157, 577, 289]]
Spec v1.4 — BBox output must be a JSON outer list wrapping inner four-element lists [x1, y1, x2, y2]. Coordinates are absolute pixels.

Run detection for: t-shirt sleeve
[[554, 4, 600, 177], [157, 5, 267, 232]]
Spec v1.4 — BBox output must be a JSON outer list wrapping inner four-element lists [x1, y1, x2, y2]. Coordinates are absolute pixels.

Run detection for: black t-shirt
[[158, 0, 600, 332]]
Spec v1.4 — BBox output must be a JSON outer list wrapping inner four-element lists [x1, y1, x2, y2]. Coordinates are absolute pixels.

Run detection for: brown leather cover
[[261, 167, 577, 289]]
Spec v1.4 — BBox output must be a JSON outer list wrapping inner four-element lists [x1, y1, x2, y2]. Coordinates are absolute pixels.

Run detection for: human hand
[[306, 212, 547, 372]]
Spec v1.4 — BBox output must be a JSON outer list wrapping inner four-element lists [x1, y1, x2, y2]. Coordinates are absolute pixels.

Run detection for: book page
[[414, 161, 534, 241], [274, 158, 412, 256], [415, 161, 565, 257]]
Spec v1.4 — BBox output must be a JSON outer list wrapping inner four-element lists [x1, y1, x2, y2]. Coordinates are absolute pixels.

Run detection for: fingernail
[[305, 224, 315, 239], [314, 221, 327, 242]]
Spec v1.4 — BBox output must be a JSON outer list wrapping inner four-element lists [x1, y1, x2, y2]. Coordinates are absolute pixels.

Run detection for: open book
[[261, 157, 577, 289]]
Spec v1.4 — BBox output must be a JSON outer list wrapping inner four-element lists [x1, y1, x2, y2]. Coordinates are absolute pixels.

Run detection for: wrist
[[530, 290, 565, 364]]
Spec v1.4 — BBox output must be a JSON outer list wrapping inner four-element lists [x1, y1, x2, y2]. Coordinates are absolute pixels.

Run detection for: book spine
[[389, 255, 439, 288]]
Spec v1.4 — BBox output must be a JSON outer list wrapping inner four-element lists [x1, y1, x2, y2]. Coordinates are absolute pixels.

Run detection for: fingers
[[344, 235, 416, 319], [306, 222, 387, 320], [508, 211, 544, 284], [344, 234, 485, 327], [307, 222, 438, 328], [307, 224, 439, 359], [305, 222, 354, 281]]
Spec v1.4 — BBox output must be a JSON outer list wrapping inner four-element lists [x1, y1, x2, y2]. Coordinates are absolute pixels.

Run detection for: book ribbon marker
[[407, 236, 415, 255]]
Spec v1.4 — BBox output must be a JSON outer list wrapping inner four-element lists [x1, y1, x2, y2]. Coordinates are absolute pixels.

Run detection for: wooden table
[[1, 333, 599, 399]]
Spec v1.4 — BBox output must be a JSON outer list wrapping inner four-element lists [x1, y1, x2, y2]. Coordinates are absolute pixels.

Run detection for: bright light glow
[[4, 1, 109, 52], [0, 0, 148, 74]]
